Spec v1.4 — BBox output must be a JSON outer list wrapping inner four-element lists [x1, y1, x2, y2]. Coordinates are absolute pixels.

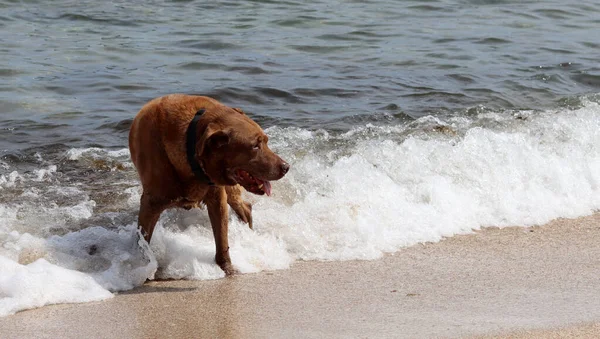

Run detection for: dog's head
[[195, 106, 289, 196]]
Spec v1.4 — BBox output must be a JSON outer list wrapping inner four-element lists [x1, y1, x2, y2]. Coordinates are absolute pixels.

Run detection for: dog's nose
[[280, 162, 290, 175]]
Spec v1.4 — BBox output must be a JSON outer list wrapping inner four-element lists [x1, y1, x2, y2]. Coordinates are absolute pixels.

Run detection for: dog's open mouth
[[234, 169, 272, 196]]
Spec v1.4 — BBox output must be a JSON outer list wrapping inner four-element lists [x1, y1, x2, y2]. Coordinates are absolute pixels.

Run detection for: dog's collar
[[186, 109, 215, 186]]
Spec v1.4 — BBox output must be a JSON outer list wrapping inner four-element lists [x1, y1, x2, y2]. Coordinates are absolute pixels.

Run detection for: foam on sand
[[0, 257, 113, 316]]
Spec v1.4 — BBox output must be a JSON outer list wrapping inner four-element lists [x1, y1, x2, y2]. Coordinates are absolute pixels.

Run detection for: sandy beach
[[1, 213, 599, 339]]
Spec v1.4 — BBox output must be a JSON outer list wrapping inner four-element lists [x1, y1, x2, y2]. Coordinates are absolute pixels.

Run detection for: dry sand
[[1, 213, 599, 339]]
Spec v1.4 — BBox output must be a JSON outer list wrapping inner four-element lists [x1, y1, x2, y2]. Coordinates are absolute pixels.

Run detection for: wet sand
[[1, 213, 599, 339]]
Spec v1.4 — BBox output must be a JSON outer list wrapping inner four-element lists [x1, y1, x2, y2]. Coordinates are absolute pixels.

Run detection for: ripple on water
[[571, 73, 600, 88], [57, 13, 140, 27]]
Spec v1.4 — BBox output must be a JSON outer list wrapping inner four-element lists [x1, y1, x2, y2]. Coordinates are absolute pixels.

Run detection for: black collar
[[186, 109, 214, 186]]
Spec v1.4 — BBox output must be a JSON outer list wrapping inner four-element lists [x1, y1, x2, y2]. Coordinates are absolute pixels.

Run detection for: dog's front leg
[[226, 185, 253, 230], [205, 186, 237, 275]]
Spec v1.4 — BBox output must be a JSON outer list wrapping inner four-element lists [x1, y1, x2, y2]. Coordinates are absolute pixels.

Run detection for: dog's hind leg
[[138, 193, 170, 243]]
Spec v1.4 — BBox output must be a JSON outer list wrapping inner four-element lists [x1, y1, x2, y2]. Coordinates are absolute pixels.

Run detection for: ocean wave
[[1, 98, 599, 315]]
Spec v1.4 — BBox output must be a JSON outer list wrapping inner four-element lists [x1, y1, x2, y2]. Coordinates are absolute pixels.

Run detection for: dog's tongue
[[263, 180, 272, 196]]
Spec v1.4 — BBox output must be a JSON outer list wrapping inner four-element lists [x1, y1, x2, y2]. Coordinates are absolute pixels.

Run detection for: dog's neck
[[186, 109, 215, 186]]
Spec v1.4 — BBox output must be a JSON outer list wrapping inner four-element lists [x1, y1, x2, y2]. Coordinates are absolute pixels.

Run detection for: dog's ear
[[196, 124, 231, 158], [232, 107, 245, 115]]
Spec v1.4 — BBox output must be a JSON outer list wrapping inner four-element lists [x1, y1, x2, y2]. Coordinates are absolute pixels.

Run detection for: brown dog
[[129, 94, 289, 275]]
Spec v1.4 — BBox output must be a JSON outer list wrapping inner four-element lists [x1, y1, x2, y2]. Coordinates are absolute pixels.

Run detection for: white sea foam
[[0, 168, 155, 315], [1, 99, 599, 315], [32, 165, 57, 182], [0, 257, 114, 316], [152, 209, 292, 280], [46, 225, 157, 291], [66, 147, 130, 161], [0, 171, 22, 189]]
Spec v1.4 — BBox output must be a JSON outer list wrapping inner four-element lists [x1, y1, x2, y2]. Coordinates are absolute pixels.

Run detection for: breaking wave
[[1, 98, 600, 316]]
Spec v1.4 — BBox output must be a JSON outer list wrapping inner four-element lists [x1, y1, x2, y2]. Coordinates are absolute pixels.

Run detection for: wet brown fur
[[129, 94, 288, 275]]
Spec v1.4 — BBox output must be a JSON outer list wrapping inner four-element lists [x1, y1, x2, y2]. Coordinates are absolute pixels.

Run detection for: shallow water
[[1, 0, 600, 315]]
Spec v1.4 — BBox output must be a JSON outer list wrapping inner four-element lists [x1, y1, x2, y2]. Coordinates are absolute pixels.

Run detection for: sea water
[[1, 0, 600, 316]]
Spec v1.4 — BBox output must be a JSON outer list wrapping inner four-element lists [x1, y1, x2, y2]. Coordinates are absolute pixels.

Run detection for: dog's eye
[[252, 142, 260, 150]]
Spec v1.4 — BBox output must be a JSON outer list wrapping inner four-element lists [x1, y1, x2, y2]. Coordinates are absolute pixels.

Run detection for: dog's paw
[[216, 252, 239, 276], [232, 201, 253, 230], [220, 262, 239, 276]]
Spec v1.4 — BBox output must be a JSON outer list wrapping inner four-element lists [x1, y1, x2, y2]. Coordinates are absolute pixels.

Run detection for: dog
[[129, 94, 290, 275]]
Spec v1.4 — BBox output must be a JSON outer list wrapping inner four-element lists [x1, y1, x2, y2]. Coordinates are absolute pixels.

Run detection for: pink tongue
[[263, 180, 272, 196]]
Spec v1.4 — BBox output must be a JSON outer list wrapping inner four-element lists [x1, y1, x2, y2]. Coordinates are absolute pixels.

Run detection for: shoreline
[[1, 213, 599, 338]]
